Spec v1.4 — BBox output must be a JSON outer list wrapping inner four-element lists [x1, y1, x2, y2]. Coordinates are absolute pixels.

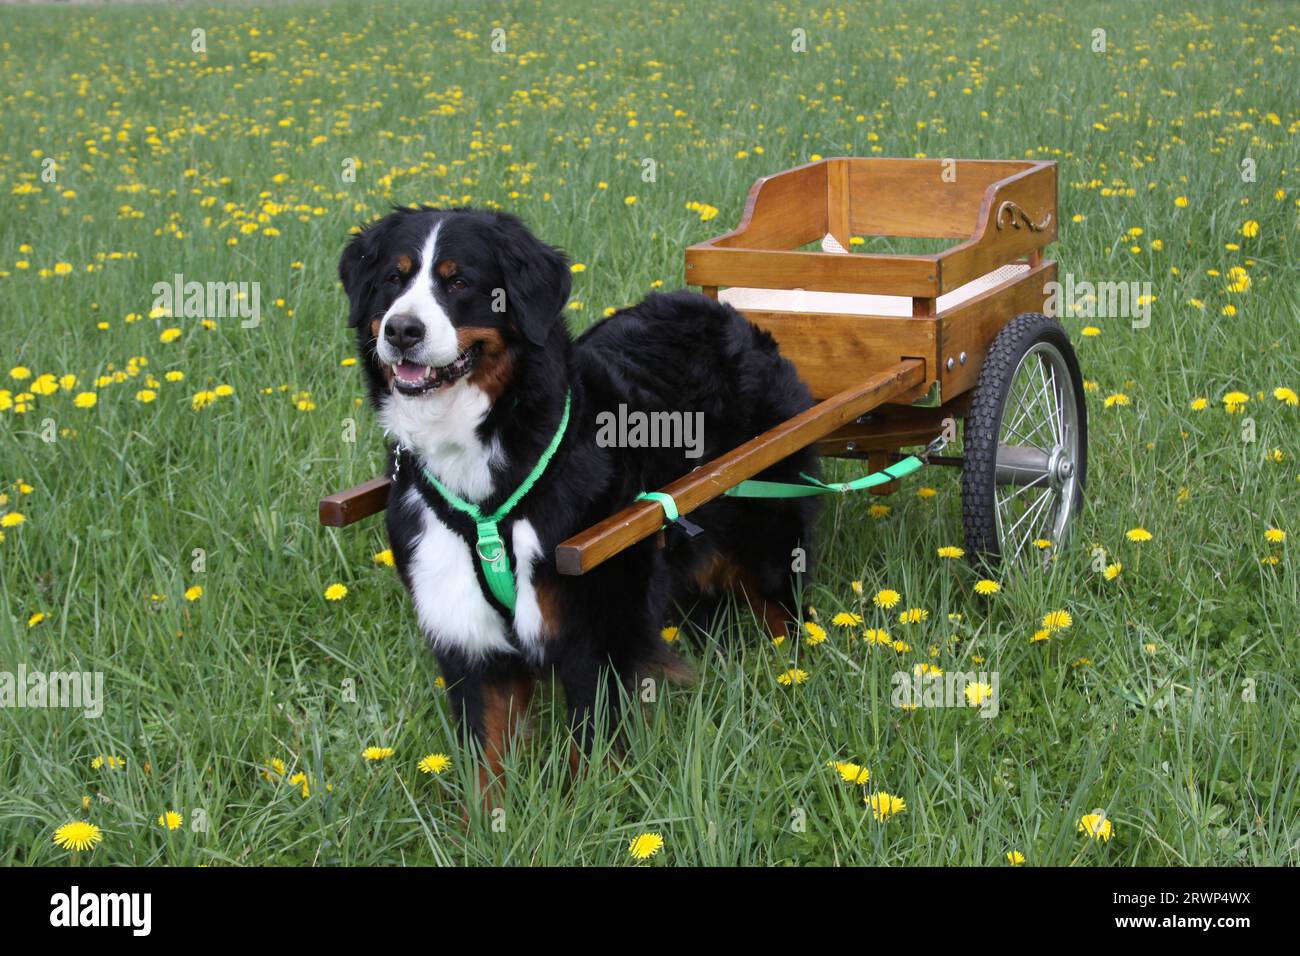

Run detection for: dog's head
[[339, 206, 571, 408]]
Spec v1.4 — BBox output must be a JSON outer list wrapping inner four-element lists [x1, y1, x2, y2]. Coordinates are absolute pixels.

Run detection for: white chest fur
[[401, 487, 549, 662], [379, 381, 502, 501]]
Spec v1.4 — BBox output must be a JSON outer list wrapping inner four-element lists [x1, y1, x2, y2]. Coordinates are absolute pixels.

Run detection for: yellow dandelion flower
[[1033, 538, 1052, 550], [850, 580, 863, 595], [1125, 527, 1152, 542], [52, 821, 103, 852], [833, 762, 870, 785], [373, 548, 395, 566], [965, 682, 994, 706], [831, 611, 863, 627], [914, 662, 943, 678], [73, 391, 98, 409], [868, 504, 891, 519], [864, 628, 891, 645], [660, 626, 679, 643], [158, 811, 183, 831], [1030, 629, 1052, 643], [898, 607, 929, 624], [361, 746, 394, 761], [324, 583, 348, 601], [916, 486, 937, 499], [874, 589, 901, 609], [9, 366, 31, 380], [1078, 812, 1113, 842], [776, 668, 809, 686], [184, 585, 203, 601], [1, 512, 26, 528], [1222, 391, 1249, 413], [1006, 850, 1025, 866], [1274, 387, 1298, 407], [1264, 528, 1285, 543], [937, 545, 965, 559], [802, 621, 827, 645], [1104, 393, 1129, 408], [867, 791, 906, 821], [1241, 220, 1259, 238], [628, 832, 664, 860], [974, 579, 1001, 596], [287, 771, 312, 798], [1189, 397, 1208, 411], [27, 611, 45, 627], [1081, 326, 1100, 337], [1042, 609, 1073, 631], [417, 753, 452, 774], [1104, 562, 1123, 581]]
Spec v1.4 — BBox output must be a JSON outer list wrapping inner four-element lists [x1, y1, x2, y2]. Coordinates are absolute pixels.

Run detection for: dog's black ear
[[339, 225, 379, 328], [493, 213, 571, 347]]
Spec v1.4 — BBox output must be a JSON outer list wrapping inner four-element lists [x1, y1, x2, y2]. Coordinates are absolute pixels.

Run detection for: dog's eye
[[448, 276, 469, 291], [385, 272, 403, 286]]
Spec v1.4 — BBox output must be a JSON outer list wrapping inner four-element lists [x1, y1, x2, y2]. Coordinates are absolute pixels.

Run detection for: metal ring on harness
[[476, 537, 504, 563]]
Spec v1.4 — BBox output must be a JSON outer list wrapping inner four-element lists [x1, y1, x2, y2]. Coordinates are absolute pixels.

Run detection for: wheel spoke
[[1006, 487, 1055, 557]]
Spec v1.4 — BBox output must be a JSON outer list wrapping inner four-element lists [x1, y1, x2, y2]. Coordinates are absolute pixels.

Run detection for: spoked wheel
[[962, 312, 1087, 569]]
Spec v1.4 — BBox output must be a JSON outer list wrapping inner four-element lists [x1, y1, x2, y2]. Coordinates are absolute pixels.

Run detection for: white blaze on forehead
[[379, 220, 459, 364]]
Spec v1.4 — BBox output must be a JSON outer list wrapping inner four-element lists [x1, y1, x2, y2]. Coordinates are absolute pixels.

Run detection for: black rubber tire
[[961, 312, 1088, 567]]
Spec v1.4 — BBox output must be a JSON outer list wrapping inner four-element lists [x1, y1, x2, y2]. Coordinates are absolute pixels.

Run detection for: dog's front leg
[[439, 654, 535, 804], [554, 644, 632, 774]]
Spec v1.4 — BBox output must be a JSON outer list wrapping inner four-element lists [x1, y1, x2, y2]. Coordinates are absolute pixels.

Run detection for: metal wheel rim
[[992, 341, 1081, 567]]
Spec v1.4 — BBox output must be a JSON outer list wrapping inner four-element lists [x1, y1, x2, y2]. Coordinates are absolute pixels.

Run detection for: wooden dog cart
[[321, 158, 1086, 571]]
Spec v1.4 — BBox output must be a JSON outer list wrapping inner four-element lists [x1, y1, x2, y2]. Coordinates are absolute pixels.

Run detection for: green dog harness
[[420, 392, 572, 614]]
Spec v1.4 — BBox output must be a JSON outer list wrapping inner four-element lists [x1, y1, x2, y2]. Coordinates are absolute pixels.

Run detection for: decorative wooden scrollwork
[[995, 200, 1052, 232]]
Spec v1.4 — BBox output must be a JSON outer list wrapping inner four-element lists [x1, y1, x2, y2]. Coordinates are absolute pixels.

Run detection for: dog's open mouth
[[390, 345, 479, 395]]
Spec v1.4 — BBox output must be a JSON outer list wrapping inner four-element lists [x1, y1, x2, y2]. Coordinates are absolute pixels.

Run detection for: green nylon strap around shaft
[[636, 491, 679, 523], [420, 391, 572, 614]]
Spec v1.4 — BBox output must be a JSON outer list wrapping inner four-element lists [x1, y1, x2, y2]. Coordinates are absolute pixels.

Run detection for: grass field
[[1, 0, 1297, 866]]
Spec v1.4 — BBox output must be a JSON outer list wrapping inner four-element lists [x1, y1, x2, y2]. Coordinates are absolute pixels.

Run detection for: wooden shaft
[[554, 359, 926, 576], [319, 476, 392, 527]]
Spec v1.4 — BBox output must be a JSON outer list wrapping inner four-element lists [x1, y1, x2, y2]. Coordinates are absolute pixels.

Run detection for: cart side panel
[[846, 158, 1037, 240], [737, 308, 936, 401], [711, 160, 829, 251], [938, 259, 1057, 397], [938, 164, 1057, 293], [685, 247, 940, 297]]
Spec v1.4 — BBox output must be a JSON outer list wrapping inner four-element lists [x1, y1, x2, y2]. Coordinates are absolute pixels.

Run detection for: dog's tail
[[638, 641, 697, 688]]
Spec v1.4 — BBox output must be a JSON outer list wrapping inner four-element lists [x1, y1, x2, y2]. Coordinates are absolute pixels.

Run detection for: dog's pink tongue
[[394, 363, 427, 383]]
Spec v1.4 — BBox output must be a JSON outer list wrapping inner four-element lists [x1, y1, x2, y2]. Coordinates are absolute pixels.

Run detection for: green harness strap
[[420, 392, 572, 614], [636, 452, 930, 529], [726, 454, 924, 498]]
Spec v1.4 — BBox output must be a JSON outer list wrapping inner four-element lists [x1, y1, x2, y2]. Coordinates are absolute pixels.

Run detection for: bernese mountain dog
[[338, 206, 819, 785]]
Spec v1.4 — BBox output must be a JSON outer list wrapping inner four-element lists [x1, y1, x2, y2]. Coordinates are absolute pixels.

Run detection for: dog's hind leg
[[727, 501, 816, 644]]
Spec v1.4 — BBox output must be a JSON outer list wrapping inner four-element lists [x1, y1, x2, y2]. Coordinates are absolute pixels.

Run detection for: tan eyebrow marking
[[395, 255, 413, 274], [436, 259, 458, 278]]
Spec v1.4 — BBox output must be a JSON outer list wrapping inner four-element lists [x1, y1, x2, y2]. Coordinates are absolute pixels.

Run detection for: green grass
[[1, 0, 1297, 866]]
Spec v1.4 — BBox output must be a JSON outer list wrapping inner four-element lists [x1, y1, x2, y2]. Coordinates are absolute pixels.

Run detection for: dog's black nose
[[384, 314, 425, 349]]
